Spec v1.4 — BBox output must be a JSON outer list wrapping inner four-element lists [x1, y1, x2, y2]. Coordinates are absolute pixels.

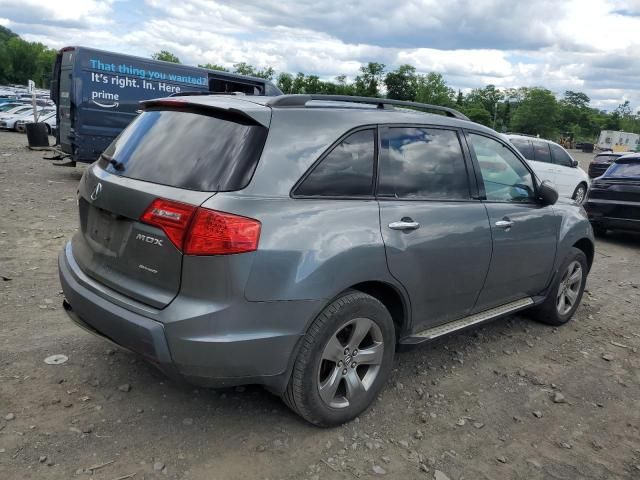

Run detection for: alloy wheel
[[317, 317, 384, 409], [556, 260, 583, 315]]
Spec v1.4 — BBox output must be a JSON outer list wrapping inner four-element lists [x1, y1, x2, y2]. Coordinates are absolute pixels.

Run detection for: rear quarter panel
[[202, 195, 401, 304]]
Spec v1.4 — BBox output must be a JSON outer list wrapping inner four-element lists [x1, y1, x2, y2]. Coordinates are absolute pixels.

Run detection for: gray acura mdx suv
[[59, 94, 594, 426]]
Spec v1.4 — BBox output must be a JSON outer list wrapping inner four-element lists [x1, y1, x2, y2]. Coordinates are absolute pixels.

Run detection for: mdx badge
[[136, 233, 163, 246]]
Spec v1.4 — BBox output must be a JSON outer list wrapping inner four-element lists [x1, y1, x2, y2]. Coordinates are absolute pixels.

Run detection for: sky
[[1, 0, 639, 111]]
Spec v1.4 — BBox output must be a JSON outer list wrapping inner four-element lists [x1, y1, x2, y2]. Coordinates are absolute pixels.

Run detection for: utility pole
[[28, 80, 37, 123]]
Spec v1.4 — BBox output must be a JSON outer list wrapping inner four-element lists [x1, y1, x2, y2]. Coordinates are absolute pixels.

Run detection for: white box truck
[[597, 130, 640, 152]]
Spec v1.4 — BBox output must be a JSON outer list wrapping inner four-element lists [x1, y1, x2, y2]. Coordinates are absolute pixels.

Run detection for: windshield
[[605, 161, 640, 178], [100, 108, 268, 191]]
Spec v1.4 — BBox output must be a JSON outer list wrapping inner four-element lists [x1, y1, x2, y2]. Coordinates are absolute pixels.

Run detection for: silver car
[[59, 94, 594, 426]]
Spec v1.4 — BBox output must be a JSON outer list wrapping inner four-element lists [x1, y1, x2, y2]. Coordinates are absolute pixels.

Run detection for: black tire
[[283, 291, 395, 427], [572, 183, 587, 204], [530, 247, 588, 326]]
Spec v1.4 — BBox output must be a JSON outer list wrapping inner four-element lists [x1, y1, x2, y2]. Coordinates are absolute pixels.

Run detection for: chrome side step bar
[[401, 297, 534, 345]]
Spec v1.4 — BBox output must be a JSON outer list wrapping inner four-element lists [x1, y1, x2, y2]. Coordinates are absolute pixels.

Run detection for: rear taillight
[[140, 198, 260, 255], [141, 198, 196, 249]]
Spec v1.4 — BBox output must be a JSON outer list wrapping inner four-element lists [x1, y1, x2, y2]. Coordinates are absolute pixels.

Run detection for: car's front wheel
[[531, 247, 588, 326], [283, 291, 395, 427], [572, 183, 587, 204]]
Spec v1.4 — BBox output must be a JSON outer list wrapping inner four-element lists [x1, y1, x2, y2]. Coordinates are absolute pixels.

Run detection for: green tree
[[198, 63, 228, 71], [354, 62, 385, 97], [603, 111, 621, 130], [304, 75, 322, 93], [464, 85, 504, 128], [1, 36, 57, 87], [332, 75, 355, 95], [384, 64, 417, 101], [414, 72, 454, 107], [277, 72, 294, 93], [510, 87, 558, 138], [232, 62, 275, 80], [563, 90, 590, 109], [462, 104, 492, 127], [465, 85, 503, 113], [152, 50, 181, 63], [615, 100, 632, 117], [557, 91, 597, 140], [0, 25, 18, 43], [291, 73, 307, 94]]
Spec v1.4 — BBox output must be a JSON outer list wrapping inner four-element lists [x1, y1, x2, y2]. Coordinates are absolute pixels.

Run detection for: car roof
[[595, 151, 627, 156], [507, 133, 547, 142], [616, 152, 640, 162], [506, 133, 564, 148], [143, 94, 495, 134]]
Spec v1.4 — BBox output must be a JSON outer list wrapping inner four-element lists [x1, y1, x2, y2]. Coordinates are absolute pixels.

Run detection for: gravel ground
[[1, 130, 639, 480]]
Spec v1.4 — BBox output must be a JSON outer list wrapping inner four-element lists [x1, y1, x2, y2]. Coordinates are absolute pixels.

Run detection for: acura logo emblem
[[90, 182, 103, 201]]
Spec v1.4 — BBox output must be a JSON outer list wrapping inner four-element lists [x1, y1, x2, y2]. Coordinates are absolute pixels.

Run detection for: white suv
[[506, 134, 590, 204]]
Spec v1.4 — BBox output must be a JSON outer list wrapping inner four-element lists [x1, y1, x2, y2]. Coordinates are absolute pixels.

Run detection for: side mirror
[[571, 159, 579, 167], [538, 180, 558, 206]]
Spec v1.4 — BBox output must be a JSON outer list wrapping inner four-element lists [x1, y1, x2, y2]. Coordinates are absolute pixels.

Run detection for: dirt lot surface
[[1, 130, 639, 480]]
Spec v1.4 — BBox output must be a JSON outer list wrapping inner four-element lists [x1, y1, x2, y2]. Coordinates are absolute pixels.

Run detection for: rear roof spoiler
[[140, 97, 271, 128]]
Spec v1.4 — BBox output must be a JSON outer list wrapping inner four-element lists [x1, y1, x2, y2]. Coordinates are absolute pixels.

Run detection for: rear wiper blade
[[100, 153, 125, 171]]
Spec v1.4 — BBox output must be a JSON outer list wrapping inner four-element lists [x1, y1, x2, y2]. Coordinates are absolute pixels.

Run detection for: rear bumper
[[585, 200, 640, 232], [588, 216, 640, 232], [58, 242, 323, 393]]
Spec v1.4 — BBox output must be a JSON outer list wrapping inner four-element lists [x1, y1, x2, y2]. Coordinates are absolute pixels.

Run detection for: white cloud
[[0, 0, 114, 27], [1, 0, 639, 110]]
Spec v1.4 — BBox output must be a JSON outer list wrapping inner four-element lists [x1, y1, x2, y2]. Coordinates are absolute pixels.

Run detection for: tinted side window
[[468, 133, 536, 203], [532, 140, 552, 163], [550, 144, 574, 167], [510, 138, 534, 159], [295, 129, 375, 197], [378, 128, 469, 199]]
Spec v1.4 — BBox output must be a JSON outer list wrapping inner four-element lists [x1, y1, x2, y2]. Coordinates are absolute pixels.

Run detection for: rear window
[[99, 108, 268, 191], [605, 161, 640, 178]]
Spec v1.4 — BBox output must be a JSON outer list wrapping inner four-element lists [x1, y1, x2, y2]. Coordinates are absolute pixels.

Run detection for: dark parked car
[[59, 94, 594, 426], [585, 153, 640, 235], [588, 151, 632, 178]]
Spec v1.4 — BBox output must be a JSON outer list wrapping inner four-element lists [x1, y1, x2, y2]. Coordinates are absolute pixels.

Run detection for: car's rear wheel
[[283, 291, 395, 427], [572, 183, 587, 204], [530, 247, 587, 326]]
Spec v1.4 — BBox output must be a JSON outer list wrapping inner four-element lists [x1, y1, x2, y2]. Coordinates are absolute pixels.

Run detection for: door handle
[[495, 219, 514, 229], [389, 221, 420, 231]]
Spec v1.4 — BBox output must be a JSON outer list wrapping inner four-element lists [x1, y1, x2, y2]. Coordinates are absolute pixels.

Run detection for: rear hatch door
[[71, 101, 270, 308]]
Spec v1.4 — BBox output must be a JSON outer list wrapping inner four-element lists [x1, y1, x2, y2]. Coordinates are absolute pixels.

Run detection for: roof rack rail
[[505, 132, 538, 138], [266, 94, 470, 121], [169, 91, 246, 97]]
